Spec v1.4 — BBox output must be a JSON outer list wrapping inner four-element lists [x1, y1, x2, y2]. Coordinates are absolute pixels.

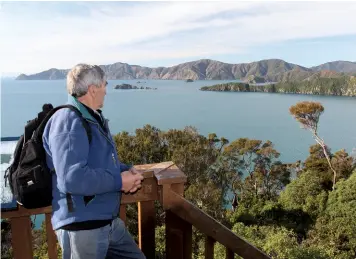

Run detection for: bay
[[1, 78, 355, 229]]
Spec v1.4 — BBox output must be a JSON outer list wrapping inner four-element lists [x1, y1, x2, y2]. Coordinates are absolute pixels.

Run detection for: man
[[42, 64, 145, 259]]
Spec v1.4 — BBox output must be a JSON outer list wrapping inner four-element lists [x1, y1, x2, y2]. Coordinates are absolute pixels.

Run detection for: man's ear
[[88, 85, 96, 96]]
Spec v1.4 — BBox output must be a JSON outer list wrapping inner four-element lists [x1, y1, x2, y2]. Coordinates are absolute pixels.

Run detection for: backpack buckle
[[4, 167, 10, 187]]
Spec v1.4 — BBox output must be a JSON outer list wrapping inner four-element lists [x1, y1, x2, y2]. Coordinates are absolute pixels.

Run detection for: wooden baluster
[[119, 204, 126, 224], [138, 201, 156, 259], [10, 216, 33, 259], [205, 236, 215, 259], [226, 247, 234, 259], [166, 209, 192, 259], [45, 213, 58, 259]]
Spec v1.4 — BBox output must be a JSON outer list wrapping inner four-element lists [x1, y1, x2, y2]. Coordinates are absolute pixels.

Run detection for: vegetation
[[1, 103, 355, 259], [289, 101, 339, 189], [32, 221, 62, 259], [1, 220, 12, 259], [200, 76, 356, 97]]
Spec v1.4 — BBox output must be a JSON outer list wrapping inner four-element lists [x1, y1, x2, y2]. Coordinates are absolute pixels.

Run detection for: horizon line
[[9, 57, 356, 77]]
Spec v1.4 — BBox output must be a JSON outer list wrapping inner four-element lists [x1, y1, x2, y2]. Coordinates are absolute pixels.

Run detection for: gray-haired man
[[42, 64, 145, 259]]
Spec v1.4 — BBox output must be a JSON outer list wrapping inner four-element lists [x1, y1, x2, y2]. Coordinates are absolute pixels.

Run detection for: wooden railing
[[1, 161, 270, 259]]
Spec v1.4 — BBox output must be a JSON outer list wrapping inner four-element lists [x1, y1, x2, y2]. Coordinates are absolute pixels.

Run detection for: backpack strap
[[35, 104, 92, 144]]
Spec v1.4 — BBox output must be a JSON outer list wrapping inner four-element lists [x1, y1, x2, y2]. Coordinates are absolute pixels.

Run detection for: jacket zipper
[[111, 152, 120, 217], [86, 120, 115, 148], [87, 119, 117, 167], [86, 119, 120, 217], [112, 153, 116, 166]]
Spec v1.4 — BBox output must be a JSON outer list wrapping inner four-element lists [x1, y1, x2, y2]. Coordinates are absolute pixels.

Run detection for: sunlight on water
[[0, 141, 17, 208], [0, 141, 45, 228]]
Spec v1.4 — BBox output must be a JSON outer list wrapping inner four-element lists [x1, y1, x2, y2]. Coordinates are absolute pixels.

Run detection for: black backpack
[[4, 104, 92, 209]]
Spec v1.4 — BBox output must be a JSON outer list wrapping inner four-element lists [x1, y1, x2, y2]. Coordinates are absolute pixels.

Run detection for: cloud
[[1, 1, 356, 74]]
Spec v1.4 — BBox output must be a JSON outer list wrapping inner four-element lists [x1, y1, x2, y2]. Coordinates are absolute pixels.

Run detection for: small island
[[114, 83, 157, 90], [200, 76, 356, 97], [186, 79, 194, 82]]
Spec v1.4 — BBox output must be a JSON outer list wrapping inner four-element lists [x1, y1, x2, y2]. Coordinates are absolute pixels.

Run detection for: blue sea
[[1, 79, 356, 228]]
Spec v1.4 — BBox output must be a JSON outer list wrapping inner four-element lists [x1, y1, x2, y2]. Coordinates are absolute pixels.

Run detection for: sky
[[1, 1, 356, 76]]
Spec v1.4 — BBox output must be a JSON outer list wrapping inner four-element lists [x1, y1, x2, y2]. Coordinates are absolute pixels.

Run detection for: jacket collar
[[67, 94, 96, 122], [67, 95, 114, 147]]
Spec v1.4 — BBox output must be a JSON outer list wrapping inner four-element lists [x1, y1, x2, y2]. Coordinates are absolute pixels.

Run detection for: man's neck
[[77, 97, 97, 111], [79, 100, 105, 124]]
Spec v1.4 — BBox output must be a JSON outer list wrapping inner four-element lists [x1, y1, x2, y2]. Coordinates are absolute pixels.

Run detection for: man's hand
[[127, 167, 143, 193], [121, 170, 144, 193], [129, 167, 141, 175], [129, 175, 143, 193]]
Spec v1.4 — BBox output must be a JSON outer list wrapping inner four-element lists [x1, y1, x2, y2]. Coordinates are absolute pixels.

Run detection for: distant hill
[[311, 61, 356, 73], [16, 68, 68, 80], [15, 59, 356, 82], [200, 76, 356, 97]]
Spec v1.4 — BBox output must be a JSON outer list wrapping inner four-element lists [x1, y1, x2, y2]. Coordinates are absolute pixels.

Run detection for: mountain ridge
[[16, 59, 356, 82], [310, 60, 356, 73]]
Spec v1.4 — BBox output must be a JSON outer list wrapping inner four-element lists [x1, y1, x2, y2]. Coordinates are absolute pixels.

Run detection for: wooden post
[[226, 247, 234, 259], [10, 216, 33, 259], [166, 210, 192, 259], [150, 162, 190, 259], [119, 205, 126, 224], [45, 213, 58, 259], [138, 201, 156, 259], [205, 236, 215, 259]]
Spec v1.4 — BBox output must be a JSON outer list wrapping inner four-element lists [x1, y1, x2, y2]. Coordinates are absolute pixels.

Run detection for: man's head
[[67, 64, 107, 110]]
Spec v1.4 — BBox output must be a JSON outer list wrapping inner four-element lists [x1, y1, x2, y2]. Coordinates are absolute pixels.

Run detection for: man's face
[[92, 80, 107, 109]]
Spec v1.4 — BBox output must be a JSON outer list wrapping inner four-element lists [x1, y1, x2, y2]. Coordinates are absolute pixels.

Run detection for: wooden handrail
[[1, 163, 164, 259], [163, 188, 271, 259], [1, 164, 160, 219]]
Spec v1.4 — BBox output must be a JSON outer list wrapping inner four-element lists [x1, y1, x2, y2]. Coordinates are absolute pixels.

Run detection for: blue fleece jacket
[[42, 95, 131, 230]]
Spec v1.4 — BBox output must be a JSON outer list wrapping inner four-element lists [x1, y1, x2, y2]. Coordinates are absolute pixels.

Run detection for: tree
[[185, 180, 226, 221], [331, 149, 356, 181], [230, 223, 329, 259], [254, 141, 291, 200], [307, 170, 356, 259], [112, 124, 355, 258], [223, 138, 290, 202], [303, 144, 333, 190], [279, 170, 328, 219], [1, 220, 12, 259], [113, 124, 167, 165], [155, 225, 166, 259], [32, 220, 62, 259], [224, 138, 263, 198], [163, 126, 223, 186], [289, 101, 338, 189], [207, 152, 243, 207]]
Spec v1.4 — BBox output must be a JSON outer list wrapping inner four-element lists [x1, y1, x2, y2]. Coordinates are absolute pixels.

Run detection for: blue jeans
[[55, 218, 146, 259]]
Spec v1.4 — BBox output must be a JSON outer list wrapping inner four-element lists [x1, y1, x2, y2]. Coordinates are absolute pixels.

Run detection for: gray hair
[[66, 64, 106, 97]]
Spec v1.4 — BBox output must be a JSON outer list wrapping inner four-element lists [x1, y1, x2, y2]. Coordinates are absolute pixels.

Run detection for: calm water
[[2, 79, 356, 162], [1, 79, 356, 228]]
